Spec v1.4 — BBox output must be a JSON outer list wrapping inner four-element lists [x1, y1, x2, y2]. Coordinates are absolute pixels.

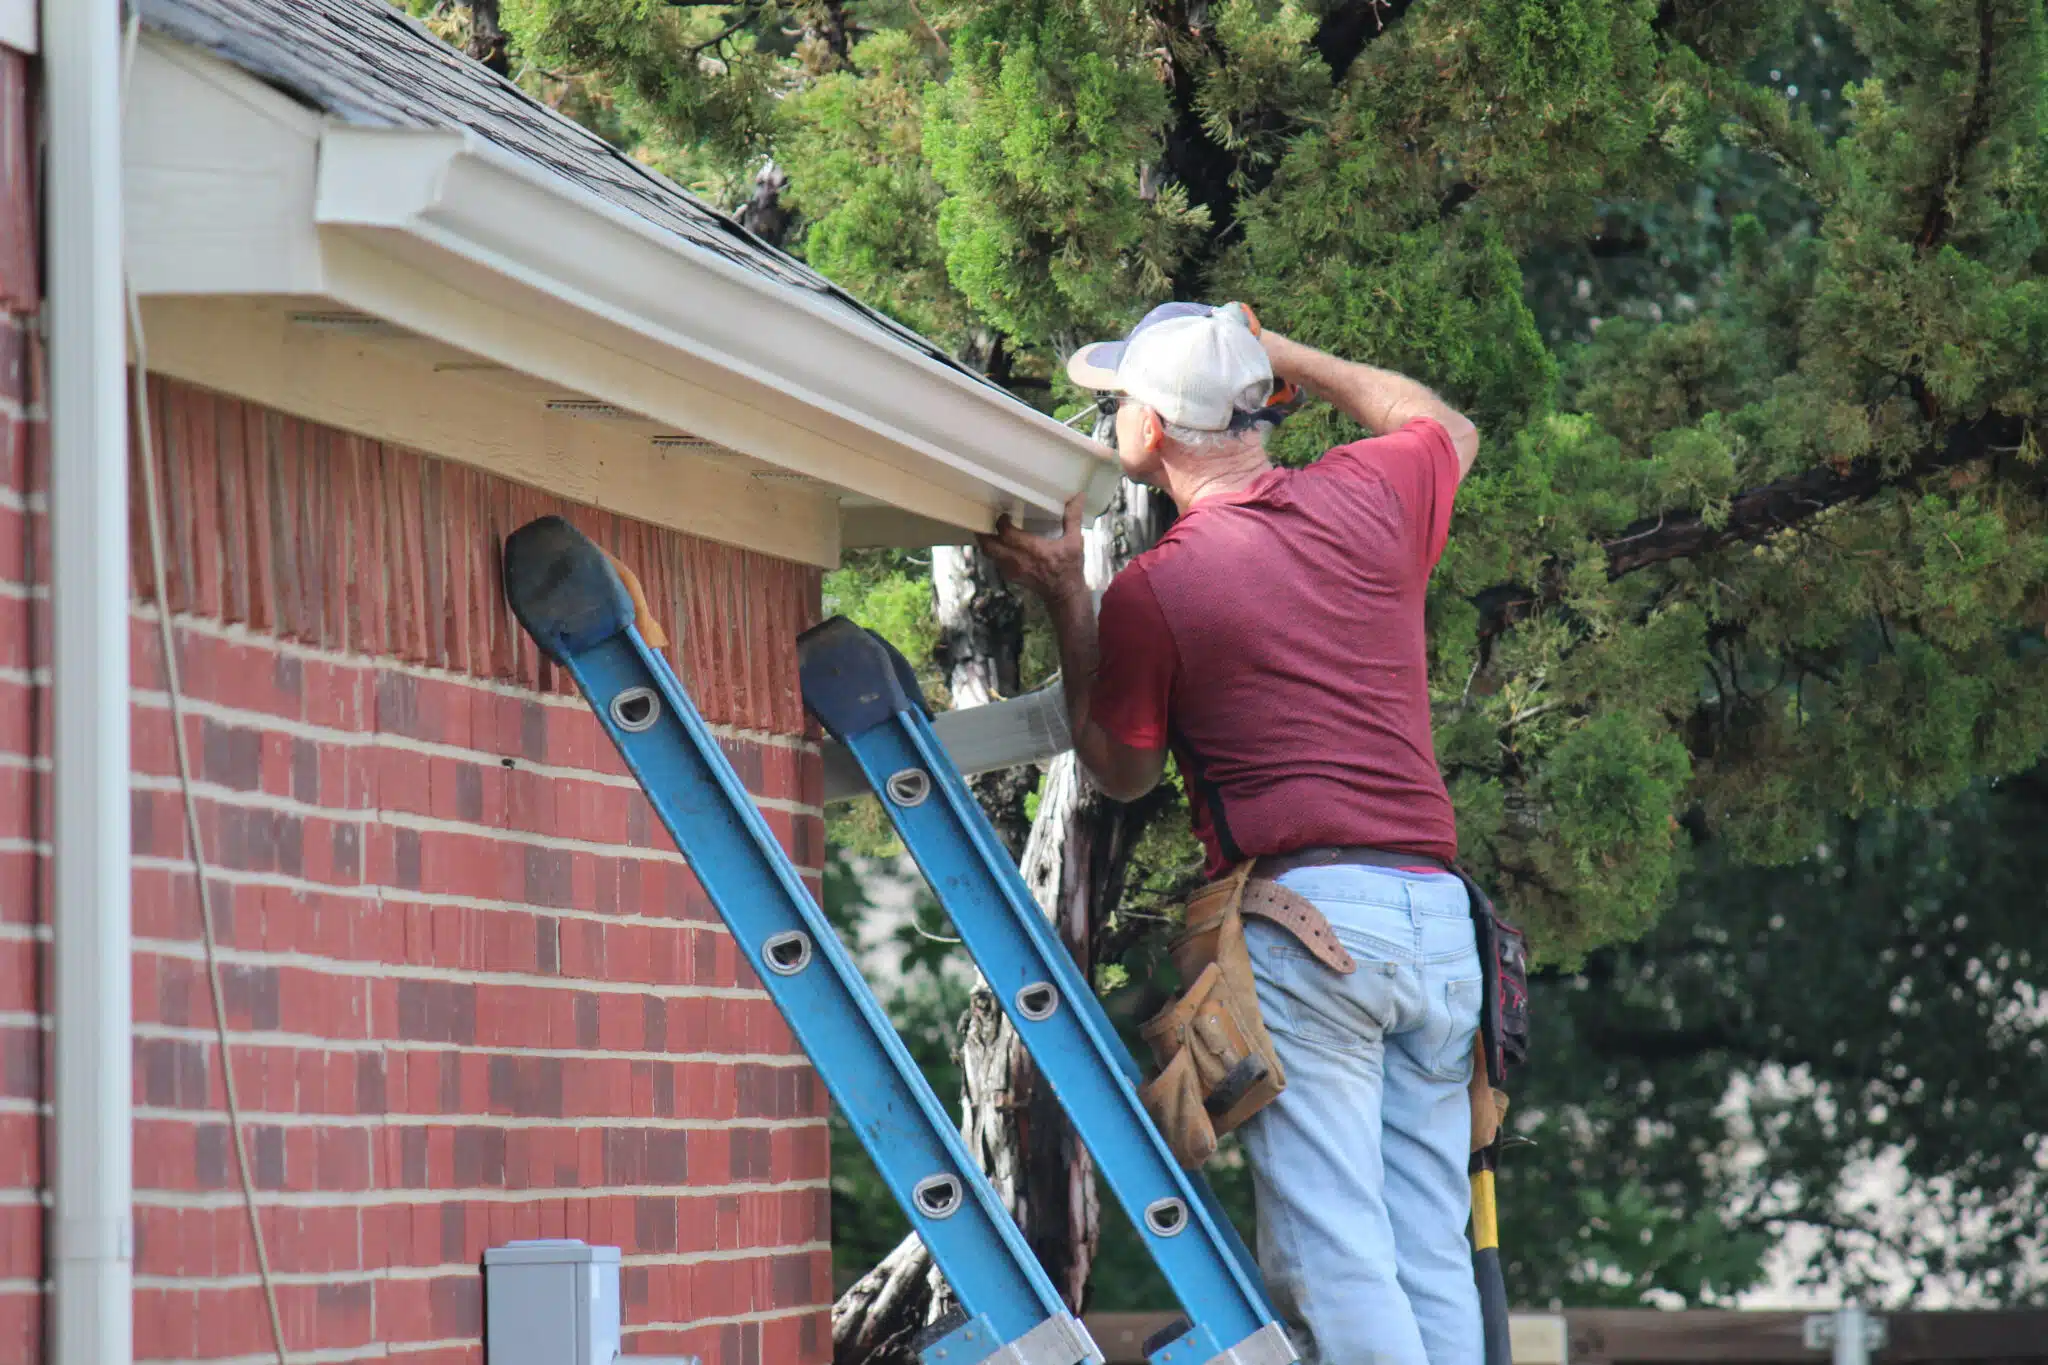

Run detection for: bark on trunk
[[832, 1232, 933, 1365], [736, 159, 793, 249], [831, 451, 1172, 1364], [465, 0, 511, 74], [933, 544, 1033, 854]]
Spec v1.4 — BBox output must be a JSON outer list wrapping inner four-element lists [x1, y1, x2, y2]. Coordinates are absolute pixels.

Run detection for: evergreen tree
[[493, 0, 2048, 959], [434, 0, 2048, 1334]]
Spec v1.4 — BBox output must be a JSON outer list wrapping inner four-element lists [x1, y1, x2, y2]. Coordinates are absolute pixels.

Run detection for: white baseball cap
[[1067, 302, 1276, 432]]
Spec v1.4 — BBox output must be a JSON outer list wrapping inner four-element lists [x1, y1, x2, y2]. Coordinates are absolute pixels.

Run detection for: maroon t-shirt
[[1092, 417, 1461, 878]]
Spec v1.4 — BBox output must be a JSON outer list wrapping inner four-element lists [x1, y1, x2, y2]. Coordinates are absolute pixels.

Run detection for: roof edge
[[313, 124, 1121, 527]]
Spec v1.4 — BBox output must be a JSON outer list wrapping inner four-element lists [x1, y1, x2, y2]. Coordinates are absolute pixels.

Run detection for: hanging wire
[[124, 9, 290, 1360]]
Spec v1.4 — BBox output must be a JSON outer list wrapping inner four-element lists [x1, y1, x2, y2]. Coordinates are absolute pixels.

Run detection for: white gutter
[[310, 127, 1122, 530], [46, 0, 134, 1360]]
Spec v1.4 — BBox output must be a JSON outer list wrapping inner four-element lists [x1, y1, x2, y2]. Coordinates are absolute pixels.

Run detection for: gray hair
[[1162, 418, 1270, 454]]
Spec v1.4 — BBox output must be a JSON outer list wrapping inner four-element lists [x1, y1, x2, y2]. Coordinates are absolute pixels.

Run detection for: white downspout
[[46, 0, 133, 1360]]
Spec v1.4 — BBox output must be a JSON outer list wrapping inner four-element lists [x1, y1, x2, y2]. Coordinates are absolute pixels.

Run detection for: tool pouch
[[1454, 866, 1529, 1149], [1139, 866, 1288, 1168]]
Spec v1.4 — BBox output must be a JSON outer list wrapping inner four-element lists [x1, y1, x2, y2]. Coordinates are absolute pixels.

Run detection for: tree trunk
[[932, 544, 1033, 854], [832, 1233, 933, 1365], [736, 159, 793, 249], [465, 0, 511, 74], [832, 443, 1172, 1364]]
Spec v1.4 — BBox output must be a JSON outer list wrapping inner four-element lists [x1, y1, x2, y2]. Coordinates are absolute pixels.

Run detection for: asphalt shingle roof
[[139, 0, 993, 390]]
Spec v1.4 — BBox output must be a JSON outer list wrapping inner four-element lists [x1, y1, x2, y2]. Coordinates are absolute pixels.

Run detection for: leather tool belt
[[1137, 845, 1529, 1169]]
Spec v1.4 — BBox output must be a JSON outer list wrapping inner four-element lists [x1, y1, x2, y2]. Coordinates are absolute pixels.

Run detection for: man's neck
[[1161, 444, 1274, 510]]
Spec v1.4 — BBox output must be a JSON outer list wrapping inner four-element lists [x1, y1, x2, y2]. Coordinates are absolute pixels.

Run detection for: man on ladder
[[981, 302, 1498, 1365]]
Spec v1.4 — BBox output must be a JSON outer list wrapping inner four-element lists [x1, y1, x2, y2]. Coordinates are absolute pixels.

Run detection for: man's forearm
[[1041, 583, 1163, 801], [1044, 584, 1101, 744], [1264, 332, 1479, 471]]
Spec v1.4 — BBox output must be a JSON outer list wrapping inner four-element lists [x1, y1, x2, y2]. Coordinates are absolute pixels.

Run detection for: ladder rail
[[503, 520, 1099, 1365], [801, 620, 1297, 1365]]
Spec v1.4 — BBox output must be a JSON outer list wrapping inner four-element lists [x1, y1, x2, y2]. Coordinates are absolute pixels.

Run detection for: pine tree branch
[[1916, 0, 1999, 253], [1148, 0, 1423, 288], [1311, 0, 1418, 84], [1479, 411, 2029, 634]]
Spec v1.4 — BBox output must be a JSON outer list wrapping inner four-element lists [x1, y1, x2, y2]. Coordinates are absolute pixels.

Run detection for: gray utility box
[[483, 1239, 698, 1365]]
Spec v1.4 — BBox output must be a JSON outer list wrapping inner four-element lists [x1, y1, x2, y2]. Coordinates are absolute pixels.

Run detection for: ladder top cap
[[503, 516, 638, 665], [799, 615, 930, 741]]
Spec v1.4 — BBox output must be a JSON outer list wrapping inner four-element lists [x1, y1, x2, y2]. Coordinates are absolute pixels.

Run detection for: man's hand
[[976, 494, 1088, 604]]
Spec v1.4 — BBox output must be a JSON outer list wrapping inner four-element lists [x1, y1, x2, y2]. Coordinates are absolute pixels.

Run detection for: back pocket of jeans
[[1430, 976, 1484, 1079]]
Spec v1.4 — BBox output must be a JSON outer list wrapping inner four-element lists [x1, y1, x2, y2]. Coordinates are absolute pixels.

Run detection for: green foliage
[[1500, 772, 2048, 1306], [782, 31, 971, 338], [476, 0, 2048, 1305], [923, 0, 1198, 342]]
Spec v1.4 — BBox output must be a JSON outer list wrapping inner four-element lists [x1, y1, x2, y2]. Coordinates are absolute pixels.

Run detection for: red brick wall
[[0, 39, 45, 1365], [1, 91, 836, 1355]]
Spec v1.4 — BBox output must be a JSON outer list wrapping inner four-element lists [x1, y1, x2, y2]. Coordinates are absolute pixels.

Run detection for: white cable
[[121, 9, 289, 1360]]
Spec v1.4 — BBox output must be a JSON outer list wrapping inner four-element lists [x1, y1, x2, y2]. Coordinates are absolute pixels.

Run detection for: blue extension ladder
[[502, 517, 1100, 1365], [799, 618, 1297, 1365]]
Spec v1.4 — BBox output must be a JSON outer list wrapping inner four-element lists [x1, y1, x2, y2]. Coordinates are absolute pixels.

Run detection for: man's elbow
[[1094, 768, 1161, 803], [1078, 733, 1166, 803], [1446, 411, 1480, 476]]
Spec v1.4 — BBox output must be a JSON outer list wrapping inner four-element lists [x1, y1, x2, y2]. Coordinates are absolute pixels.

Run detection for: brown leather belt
[[1256, 844, 1450, 880], [1239, 846, 1455, 976]]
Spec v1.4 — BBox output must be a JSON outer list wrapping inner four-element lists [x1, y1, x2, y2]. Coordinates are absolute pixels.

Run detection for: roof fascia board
[[123, 36, 328, 296], [313, 125, 1119, 530], [317, 230, 996, 534], [138, 294, 843, 569]]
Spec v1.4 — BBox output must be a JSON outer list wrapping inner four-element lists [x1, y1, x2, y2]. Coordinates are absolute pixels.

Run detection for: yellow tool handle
[[1470, 1167, 1500, 1252]]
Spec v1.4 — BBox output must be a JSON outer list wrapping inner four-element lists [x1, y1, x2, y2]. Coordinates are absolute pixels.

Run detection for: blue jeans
[[1238, 865, 1483, 1365]]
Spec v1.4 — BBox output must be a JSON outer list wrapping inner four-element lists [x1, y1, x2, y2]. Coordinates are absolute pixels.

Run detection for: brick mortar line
[[0, 583, 48, 603], [126, 1018, 816, 1067], [0, 481, 45, 509], [133, 606, 824, 756], [6, 749, 831, 822], [135, 1349, 477, 1365], [131, 933, 782, 1000], [134, 1243, 832, 1291], [0, 918, 53, 939], [125, 1310, 831, 1365], [133, 1254, 831, 1295], [0, 739, 822, 820], [132, 1105, 824, 1133], [127, 776, 821, 859], [624, 1303, 834, 1329], [138, 1348, 476, 1365], [127, 777, 774, 864], [122, 854, 827, 934], [0, 391, 44, 422], [135, 1180, 829, 1209], [120, 689, 825, 816]]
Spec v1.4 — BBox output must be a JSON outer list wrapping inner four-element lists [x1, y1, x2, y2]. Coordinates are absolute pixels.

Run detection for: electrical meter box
[[483, 1239, 622, 1365]]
